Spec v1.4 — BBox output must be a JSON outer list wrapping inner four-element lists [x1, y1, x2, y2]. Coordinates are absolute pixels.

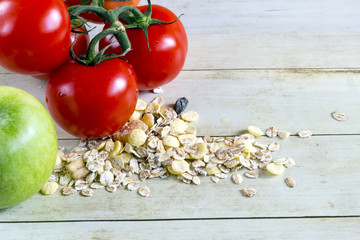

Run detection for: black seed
[[174, 97, 189, 115]]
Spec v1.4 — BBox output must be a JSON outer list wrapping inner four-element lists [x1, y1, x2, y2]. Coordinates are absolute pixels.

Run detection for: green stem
[[86, 27, 122, 62]]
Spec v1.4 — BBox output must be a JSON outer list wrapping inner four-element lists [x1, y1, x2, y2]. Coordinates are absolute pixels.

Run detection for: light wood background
[[1, 0, 360, 239]]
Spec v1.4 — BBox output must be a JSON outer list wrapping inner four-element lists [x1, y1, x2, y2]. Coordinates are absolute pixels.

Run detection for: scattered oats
[[151, 95, 165, 106], [332, 111, 347, 121], [268, 142, 280, 152], [54, 97, 301, 199], [74, 180, 88, 191], [192, 176, 201, 185], [284, 157, 296, 168], [247, 125, 264, 137], [122, 177, 133, 186], [231, 173, 243, 185], [298, 130, 312, 139], [48, 173, 59, 183], [265, 126, 278, 138], [285, 177, 296, 188], [278, 130, 290, 139], [214, 173, 227, 179], [81, 189, 94, 197], [258, 163, 267, 170], [59, 173, 72, 186], [138, 186, 151, 197], [62, 187, 76, 196], [90, 183, 105, 189], [242, 188, 257, 197], [106, 184, 117, 193], [127, 181, 140, 191], [253, 141, 267, 150], [152, 87, 163, 94], [210, 176, 220, 183], [244, 171, 259, 179]]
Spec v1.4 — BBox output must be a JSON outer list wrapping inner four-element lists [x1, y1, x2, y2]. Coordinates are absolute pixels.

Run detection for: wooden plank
[[1, 217, 359, 240], [2, 33, 359, 74], [1, 135, 359, 221], [1, 69, 359, 138], [153, 0, 360, 35]]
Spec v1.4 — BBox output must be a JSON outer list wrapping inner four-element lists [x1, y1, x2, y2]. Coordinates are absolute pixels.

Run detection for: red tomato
[[33, 30, 90, 80], [0, 0, 71, 75], [64, 0, 141, 23], [100, 5, 188, 90], [46, 59, 138, 138]]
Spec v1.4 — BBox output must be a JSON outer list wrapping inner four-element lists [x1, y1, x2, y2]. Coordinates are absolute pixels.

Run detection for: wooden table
[[1, 0, 360, 239]]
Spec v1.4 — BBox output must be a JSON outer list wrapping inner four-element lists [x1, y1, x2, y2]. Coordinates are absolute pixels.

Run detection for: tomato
[[64, 0, 141, 23], [46, 58, 138, 138], [100, 5, 188, 90], [33, 30, 90, 80], [0, 0, 71, 75]]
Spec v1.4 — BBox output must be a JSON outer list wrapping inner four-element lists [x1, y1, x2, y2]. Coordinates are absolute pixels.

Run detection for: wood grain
[[1, 217, 359, 240], [0, 135, 359, 222], [1, 69, 359, 138]]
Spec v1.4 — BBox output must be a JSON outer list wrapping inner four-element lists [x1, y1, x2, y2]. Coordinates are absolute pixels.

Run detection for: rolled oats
[[332, 111, 347, 121]]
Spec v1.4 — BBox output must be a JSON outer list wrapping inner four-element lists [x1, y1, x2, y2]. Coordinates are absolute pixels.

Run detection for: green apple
[[0, 86, 57, 209]]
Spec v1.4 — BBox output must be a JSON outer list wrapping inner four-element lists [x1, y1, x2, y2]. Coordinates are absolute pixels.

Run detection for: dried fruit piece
[[247, 126, 264, 137], [141, 113, 155, 128], [285, 177, 296, 188], [41, 182, 59, 195], [332, 111, 347, 121], [266, 163, 285, 175], [168, 160, 190, 175], [181, 111, 199, 122], [128, 129, 148, 147], [205, 162, 222, 175], [242, 188, 257, 197], [163, 135, 180, 148], [65, 159, 90, 180], [174, 97, 189, 115], [170, 118, 189, 135], [298, 130, 312, 139], [129, 111, 142, 121], [190, 143, 207, 160]]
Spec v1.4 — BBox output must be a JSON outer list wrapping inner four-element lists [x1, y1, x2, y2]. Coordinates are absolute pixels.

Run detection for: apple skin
[[0, 86, 57, 209]]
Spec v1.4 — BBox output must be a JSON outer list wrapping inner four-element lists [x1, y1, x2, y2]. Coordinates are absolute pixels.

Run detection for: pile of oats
[[41, 96, 305, 198]]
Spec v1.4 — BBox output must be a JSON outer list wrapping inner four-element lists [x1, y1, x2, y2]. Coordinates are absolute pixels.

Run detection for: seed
[[285, 177, 296, 188]]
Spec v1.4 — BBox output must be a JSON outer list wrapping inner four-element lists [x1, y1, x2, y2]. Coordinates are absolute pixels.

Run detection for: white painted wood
[[1, 217, 359, 240], [1, 69, 359, 138], [1, 136, 359, 221], [2, 33, 360, 73], [146, 0, 360, 35]]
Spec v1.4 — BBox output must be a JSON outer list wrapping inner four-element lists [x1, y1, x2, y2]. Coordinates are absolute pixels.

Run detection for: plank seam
[[1, 215, 359, 224]]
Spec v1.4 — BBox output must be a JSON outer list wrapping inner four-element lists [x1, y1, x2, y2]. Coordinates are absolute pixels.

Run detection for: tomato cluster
[[0, 0, 187, 138]]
